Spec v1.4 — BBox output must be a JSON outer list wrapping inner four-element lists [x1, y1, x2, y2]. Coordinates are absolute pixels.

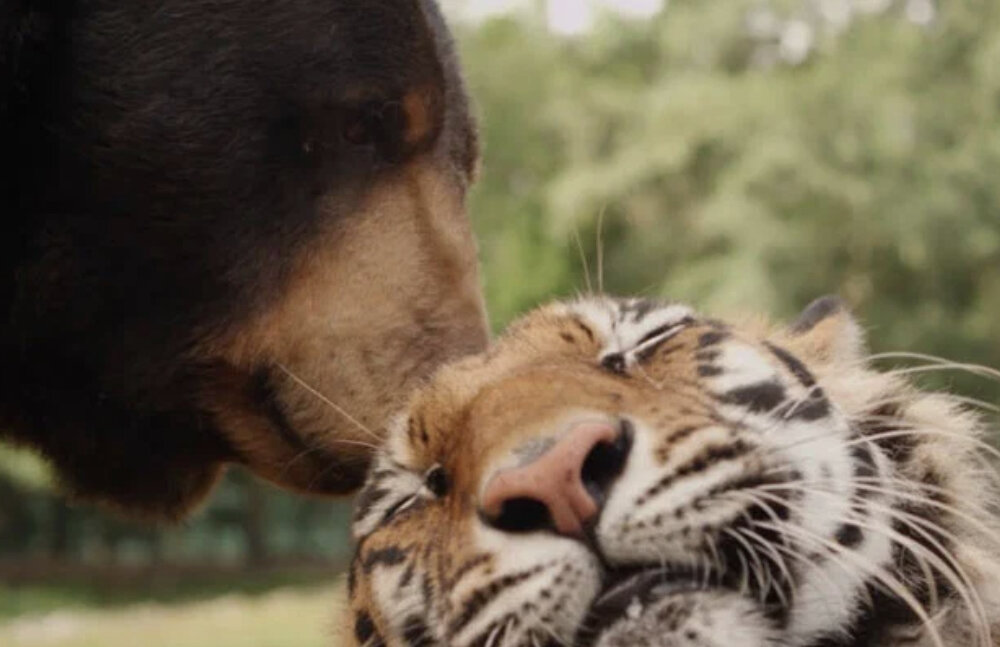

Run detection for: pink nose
[[480, 421, 628, 538]]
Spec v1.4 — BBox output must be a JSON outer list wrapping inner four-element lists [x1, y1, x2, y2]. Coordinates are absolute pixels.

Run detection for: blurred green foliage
[[2, 0, 999, 627], [468, 1, 1000, 401], [0, 465, 353, 567]]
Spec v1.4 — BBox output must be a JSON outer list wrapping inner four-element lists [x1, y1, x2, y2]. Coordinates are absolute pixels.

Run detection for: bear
[[0, 0, 488, 519]]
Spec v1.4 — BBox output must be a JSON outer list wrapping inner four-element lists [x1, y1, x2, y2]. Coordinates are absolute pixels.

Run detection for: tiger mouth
[[575, 564, 729, 646]]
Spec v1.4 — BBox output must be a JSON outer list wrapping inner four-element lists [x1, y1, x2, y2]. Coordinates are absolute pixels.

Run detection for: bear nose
[[480, 420, 633, 538]]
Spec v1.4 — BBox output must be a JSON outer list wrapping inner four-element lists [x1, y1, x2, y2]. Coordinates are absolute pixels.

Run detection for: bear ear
[[786, 296, 866, 365]]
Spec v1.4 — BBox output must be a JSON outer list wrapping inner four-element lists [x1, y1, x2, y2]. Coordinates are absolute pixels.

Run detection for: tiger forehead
[[398, 307, 712, 462], [406, 310, 605, 409], [397, 322, 830, 476]]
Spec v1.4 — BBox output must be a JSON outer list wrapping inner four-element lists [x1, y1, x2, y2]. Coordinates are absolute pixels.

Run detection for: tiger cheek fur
[[346, 296, 1000, 647]]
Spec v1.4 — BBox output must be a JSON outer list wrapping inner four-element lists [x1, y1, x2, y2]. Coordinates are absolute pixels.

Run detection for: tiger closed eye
[[425, 465, 449, 497]]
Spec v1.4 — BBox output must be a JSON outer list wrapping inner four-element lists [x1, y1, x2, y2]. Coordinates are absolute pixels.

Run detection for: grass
[[0, 583, 349, 647], [0, 567, 344, 620]]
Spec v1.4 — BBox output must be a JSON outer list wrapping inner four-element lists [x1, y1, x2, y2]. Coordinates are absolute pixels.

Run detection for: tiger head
[[345, 296, 1000, 647]]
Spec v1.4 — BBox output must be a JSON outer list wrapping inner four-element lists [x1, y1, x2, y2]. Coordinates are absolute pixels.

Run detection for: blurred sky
[[443, 0, 666, 34], [443, 0, 935, 35]]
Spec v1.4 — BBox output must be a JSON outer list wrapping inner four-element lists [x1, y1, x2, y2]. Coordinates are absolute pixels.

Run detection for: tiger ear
[[785, 296, 865, 365]]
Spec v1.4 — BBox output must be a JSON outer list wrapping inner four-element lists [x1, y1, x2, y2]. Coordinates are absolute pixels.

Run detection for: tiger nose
[[480, 420, 633, 538]]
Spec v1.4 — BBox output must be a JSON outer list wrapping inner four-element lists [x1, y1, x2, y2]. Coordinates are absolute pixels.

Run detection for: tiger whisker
[[720, 527, 766, 601], [760, 476, 1000, 549], [746, 486, 919, 587], [275, 362, 383, 442], [724, 491, 807, 605], [483, 621, 505, 647], [754, 518, 947, 647], [735, 526, 798, 607], [755, 421, 1000, 473], [842, 423, 1000, 491], [882, 364, 1000, 384], [866, 352, 1000, 384], [848, 420, 1000, 463], [733, 496, 859, 610], [849, 504, 990, 646], [851, 391, 997, 416], [788, 478, 1000, 631], [924, 393, 1000, 414], [750, 486, 992, 647], [572, 226, 594, 297], [761, 492, 936, 608], [501, 617, 518, 647], [727, 489, 873, 609], [595, 205, 606, 297], [534, 614, 573, 647], [704, 532, 727, 582]]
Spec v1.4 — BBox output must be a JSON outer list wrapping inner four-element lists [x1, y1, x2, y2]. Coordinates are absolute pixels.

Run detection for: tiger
[[344, 295, 1000, 647]]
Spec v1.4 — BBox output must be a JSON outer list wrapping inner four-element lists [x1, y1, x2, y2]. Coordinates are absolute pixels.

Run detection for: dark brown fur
[[1, 0, 488, 518]]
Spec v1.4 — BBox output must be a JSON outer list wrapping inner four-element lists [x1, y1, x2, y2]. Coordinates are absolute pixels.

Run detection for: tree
[[461, 1, 1000, 403]]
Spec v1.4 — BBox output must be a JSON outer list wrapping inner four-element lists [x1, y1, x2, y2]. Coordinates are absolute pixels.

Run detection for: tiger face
[[346, 296, 1000, 647]]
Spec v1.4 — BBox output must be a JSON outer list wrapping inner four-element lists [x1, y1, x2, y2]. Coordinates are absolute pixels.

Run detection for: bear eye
[[425, 465, 449, 497], [341, 101, 408, 162], [341, 106, 378, 146]]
